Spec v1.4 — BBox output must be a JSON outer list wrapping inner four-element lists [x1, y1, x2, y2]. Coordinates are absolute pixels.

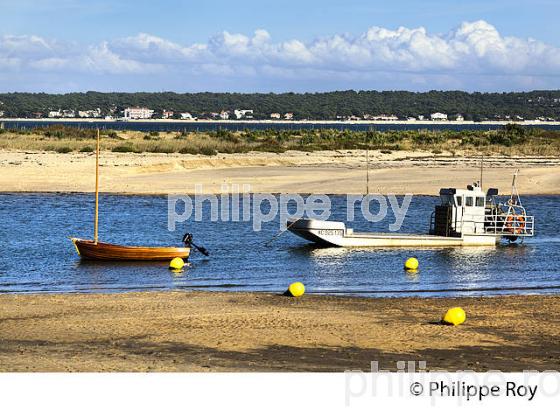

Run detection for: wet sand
[[1, 291, 559, 372], [1, 150, 559, 194]]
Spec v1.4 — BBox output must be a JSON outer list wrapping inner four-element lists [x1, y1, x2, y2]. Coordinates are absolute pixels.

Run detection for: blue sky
[[1, 0, 559, 92]]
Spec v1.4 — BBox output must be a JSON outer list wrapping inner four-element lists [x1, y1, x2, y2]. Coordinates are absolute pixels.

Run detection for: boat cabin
[[430, 182, 534, 240]]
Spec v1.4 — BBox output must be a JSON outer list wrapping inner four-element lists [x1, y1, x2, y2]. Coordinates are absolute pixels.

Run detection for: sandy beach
[[1, 149, 559, 194], [0, 291, 558, 372]]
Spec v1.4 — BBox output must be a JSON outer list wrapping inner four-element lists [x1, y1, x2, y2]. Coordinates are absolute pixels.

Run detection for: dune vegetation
[[0, 124, 559, 156]]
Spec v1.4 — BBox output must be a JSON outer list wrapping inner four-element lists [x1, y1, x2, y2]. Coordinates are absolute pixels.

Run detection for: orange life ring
[[516, 215, 525, 234], [505, 214, 525, 234]]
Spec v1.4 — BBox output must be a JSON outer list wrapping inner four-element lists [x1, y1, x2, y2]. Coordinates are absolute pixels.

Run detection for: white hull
[[288, 219, 499, 248]]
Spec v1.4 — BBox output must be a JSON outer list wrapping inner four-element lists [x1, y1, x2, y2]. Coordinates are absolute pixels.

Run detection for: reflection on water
[[0, 193, 559, 297]]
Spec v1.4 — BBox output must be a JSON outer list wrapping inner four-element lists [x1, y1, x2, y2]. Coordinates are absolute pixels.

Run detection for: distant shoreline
[[2, 118, 560, 126]]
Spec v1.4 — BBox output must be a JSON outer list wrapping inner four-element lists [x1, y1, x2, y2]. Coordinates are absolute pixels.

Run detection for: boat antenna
[[94, 128, 100, 244], [480, 154, 483, 189], [511, 169, 522, 207]]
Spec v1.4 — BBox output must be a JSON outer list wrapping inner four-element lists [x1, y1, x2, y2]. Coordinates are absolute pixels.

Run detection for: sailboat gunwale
[[71, 238, 191, 261]]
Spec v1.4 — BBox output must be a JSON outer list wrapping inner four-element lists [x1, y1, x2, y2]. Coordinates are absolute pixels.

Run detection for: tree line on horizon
[[1, 90, 560, 120]]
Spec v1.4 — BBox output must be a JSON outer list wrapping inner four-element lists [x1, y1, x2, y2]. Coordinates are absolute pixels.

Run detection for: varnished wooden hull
[[71, 238, 190, 261]]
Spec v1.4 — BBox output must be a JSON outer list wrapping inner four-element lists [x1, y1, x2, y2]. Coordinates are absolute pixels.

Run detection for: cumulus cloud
[[1, 20, 560, 91]]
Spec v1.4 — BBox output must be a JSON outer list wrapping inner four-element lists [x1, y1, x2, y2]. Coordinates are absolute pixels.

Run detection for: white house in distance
[[162, 110, 174, 119], [455, 114, 465, 121], [219, 110, 230, 120], [124, 107, 154, 120], [284, 112, 294, 120], [373, 114, 399, 121], [430, 112, 448, 121], [78, 108, 101, 118], [270, 113, 281, 119], [48, 109, 75, 118], [180, 112, 195, 120], [234, 109, 253, 119]]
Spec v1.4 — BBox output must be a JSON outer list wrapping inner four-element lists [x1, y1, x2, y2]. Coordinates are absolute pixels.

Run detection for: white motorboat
[[288, 173, 534, 248]]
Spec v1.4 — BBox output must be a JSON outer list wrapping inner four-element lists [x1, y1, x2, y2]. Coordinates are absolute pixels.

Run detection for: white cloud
[[1, 20, 560, 91]]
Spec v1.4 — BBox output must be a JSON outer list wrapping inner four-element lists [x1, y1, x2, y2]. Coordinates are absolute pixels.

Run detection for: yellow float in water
[[169, 257, 185, 270], [442, 307, 466, 326], [404, 257, 419, 271], [288, 282, 305, 297]]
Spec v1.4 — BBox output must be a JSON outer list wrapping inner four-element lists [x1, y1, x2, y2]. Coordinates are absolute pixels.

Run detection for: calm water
[[0, 194, 559, 297], [3, 120, 560, 132]]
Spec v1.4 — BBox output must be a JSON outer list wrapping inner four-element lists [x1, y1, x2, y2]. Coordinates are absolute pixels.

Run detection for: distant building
[[418, 115, 425, 120], [430, 112, 448, 121], [61, 109, 75, 118], [180, 112, 195, 120], [48, 110, 62, 118], [219, 110, 230, 120], [78, 108, 101, 118], [371, 114, 398, 121], [162, 110, 174, 119], [455, 114, 465, 122], [234, 109, 254, 119], [270, 113, 281, 119], [407, 117, 417, 121], [284, 112, 294, 120], [124, 107, 154, 120]]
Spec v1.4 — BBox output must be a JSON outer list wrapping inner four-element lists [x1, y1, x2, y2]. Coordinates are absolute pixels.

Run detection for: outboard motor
[[182, 232, 209, 256]]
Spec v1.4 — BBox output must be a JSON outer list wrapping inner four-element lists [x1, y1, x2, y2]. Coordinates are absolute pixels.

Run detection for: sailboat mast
[[366, 127, 371, 195], [94, 129, 100, 243]]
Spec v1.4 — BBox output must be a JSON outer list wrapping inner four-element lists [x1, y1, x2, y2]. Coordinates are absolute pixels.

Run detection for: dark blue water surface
[[3, 120, 560, 132], [0, 193, 558, 297]]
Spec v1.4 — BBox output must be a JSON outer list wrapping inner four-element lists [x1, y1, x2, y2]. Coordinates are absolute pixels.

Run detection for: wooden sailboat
[[70, 129, 191, 261]]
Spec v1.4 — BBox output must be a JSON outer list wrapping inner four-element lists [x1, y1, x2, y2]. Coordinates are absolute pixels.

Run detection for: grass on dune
[[0, 124, 559, 157]]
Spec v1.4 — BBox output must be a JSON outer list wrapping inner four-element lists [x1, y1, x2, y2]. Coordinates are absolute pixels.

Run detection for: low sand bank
[[1, 150, 559, 194], [1, 292, 559, 372]]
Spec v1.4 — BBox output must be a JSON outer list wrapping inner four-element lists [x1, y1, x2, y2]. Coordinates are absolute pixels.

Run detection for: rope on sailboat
[[265, 219, 300, 247]]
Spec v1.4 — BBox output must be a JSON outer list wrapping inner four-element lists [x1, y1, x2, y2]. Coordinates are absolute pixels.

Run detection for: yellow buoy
[[288, 282, 305, 297], [404, 257, 419, 271], [169, 257, 185, 270], [442, 307, 466, 326]]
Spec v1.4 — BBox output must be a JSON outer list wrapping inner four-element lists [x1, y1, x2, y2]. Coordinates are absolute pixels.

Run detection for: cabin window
[[476, 197, 485, 207], [456, 196, 462, 206], [466, 197, 473, 207]]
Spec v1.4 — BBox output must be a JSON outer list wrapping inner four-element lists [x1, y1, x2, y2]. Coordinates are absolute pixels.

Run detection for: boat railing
[[458, 214, 534, 236], [483, 213, 534, 236], [430, 208, 534, 237]]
